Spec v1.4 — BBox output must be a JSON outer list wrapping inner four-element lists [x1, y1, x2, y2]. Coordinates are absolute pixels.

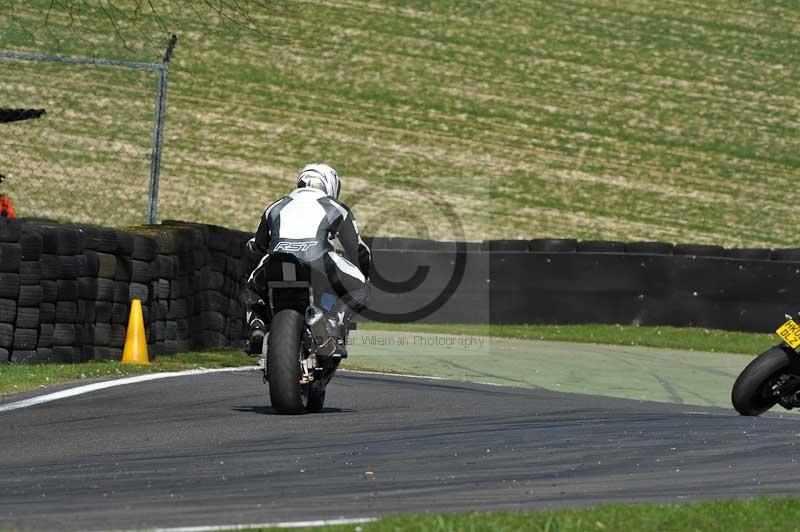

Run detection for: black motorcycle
[[256, 244, 355, 414], [732, 316, 800, 416]]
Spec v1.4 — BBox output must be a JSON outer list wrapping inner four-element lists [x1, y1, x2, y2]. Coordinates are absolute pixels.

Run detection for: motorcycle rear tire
[[267, 309, 310, 414], [732, 346, 795, 416]]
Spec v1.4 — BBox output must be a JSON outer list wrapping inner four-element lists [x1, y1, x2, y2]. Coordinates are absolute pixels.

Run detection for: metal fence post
[[147, 35, 178, 225]]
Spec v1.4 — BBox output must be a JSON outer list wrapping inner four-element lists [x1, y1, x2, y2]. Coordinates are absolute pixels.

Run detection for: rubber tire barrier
[[674, 243, 725, 257], [625, 241, 674, 255], [577, 240, 627, 253], [529, 238, 577, 252], [481, 240, 529, 252], [724, 248, 772, 260], [771, 249, 800, 262]]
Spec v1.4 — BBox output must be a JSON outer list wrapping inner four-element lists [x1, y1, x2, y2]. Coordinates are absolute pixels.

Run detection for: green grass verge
[[2, 2, 799, 247], [228, 497, 800, 531], [359, 322, 776, 355], [1, 323, 776, 396], [0, 351, 253, 396]]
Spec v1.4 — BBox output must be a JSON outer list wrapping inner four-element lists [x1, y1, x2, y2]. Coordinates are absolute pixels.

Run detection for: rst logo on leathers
[[274, 241, 319, 252]]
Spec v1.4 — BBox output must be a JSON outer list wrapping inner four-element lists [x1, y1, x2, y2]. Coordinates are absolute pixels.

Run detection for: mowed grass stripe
[[1, 1, 797, 246]]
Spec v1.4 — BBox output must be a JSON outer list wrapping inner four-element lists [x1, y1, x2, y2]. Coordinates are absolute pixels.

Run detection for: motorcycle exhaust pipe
[[305, 306, 336, 357]]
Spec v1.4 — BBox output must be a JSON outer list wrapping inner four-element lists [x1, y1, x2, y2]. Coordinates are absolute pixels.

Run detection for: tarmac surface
[[1, 369, 799, 531]]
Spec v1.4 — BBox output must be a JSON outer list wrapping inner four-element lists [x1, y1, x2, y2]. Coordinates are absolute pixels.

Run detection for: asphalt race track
[[1, 370, 799, 531]]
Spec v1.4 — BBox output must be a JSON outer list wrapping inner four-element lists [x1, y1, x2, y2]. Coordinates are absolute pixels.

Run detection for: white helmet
[[297, 163, 341, 199]]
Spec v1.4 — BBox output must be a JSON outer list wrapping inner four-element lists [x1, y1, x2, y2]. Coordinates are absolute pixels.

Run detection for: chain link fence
[[0, 39, 175, 227]]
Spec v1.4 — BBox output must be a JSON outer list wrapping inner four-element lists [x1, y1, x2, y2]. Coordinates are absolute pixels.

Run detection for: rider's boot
[[324, 302, 352, 359], [246, 318, 267, 357]]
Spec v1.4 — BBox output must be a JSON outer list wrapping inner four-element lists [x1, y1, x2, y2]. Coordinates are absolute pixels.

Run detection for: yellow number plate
[[777, 319, 800, 349]]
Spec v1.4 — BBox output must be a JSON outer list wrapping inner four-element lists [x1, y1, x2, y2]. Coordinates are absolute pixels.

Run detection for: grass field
[[1, 2, 799, 247], [358, 322, 776, 354], [230, 497, 800, 531], [0, 350, 253, 395]]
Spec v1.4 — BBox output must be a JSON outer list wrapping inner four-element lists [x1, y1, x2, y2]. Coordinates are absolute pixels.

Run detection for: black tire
[[18, 285, 43, 306], [53, 324, 76, 345], [19, 261, 42, 285], [112, 282, 130, 303], [0, 219, 21, 243], [674, 243, 724, 257], [0, 273, 19, 298], [131, 235, 159, 261], [77, 300, 96, 323], [156, 279, 170, 300], [209, 253, 227, 272], [41, 280, 58, 302], [732, 346, 799, 416], [38, 324, 54, 348], [170, 278, 190, 299], [95, 301, 113, 323], [40, 255, 60, 280], [129, 282, 150, 302], [57, 280, 79, 301], [0, 323, 13, 348], [197, 291, 227, 312], [0, 299, 16, 323], [199, 311, 226, 332], [58, 256, 79, 280], [109, 325, 127, 347], [724, 248, 772, 260], [94, 323, 112, 346], [165, 321, 178, 340], [529, 238, 578, 252], [577, 240, 626, 253], [480, 239, 529, 252], [267, 309, 315, 415], [13, 328, 37, 350], [167, 298, 189, 319], [15, 307, 39, 329], [10, 350, 42, 364], [96, 252, 117, 279], [625, 241, 674, 255], [115, 257, 132, 282], [772, 249, 800, 263], [39, 303, 55, 324], [157, 256, 177, 279], [0, 243, 21, 272], [85, 228, 118, 253], [116, 231, 134, 256], [111, 303, 129, 324], [19, 231, 42, 260], [79, 252, 99, 277], [55, 301, 77, 323], [131, 260, 153, 283]]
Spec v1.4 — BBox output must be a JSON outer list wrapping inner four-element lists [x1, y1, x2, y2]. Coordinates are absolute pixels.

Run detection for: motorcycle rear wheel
[[267, 309, 324, 414], [732, 346, 796, 416]]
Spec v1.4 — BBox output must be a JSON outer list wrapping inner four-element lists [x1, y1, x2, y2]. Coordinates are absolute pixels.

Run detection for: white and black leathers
[[244, 187, 371, 333]]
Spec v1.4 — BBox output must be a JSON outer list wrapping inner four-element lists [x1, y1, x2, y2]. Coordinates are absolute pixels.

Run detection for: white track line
[[97, 517, 377, 532], [0, 366, 455, 414], [0, 366, 259, 413]]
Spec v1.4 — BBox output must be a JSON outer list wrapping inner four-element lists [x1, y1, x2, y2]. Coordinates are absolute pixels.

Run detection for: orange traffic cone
[[121, 299, 150, 365]]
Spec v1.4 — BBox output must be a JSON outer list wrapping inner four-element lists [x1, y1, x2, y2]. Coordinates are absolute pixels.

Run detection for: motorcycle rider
[[243, 163, 371, 356]]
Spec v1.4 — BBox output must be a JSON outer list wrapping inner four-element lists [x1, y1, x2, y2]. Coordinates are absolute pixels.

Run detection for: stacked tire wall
[[0, 219, 252, 364], [367, 238, 800, 333], [3, 219, 799, 364]]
